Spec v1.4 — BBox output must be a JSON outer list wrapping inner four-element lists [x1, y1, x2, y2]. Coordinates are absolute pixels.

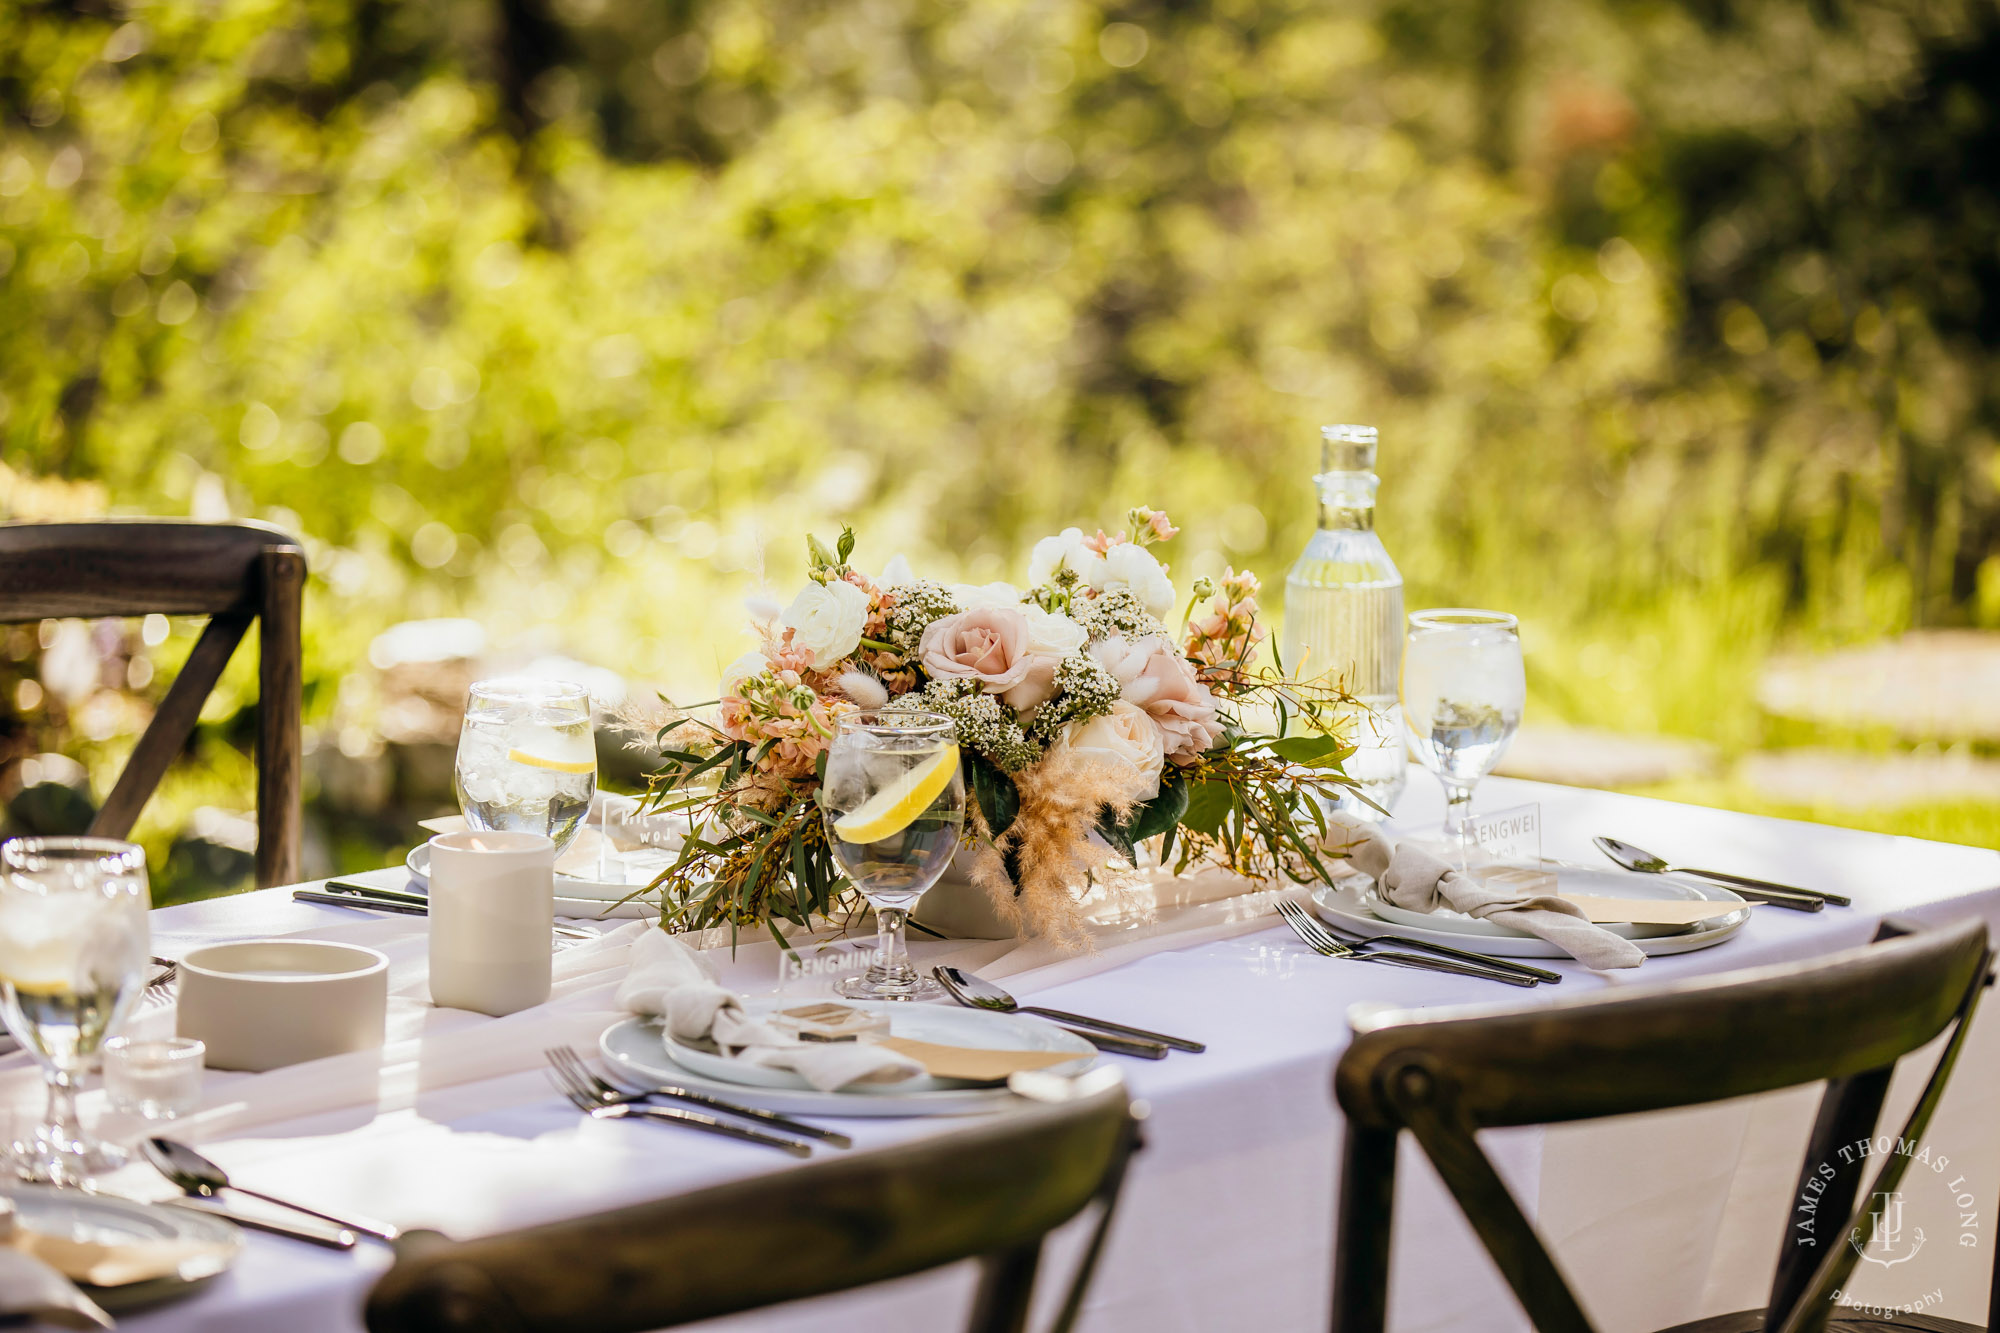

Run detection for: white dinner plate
[[1311, 874, 1750, 958], [1367, 864, 1737, 940], [662, 998, 1096, 1094], [406, 845, 657, 919], [599, 1007, 1096, 1118], [1, 1184, 242, 1312]]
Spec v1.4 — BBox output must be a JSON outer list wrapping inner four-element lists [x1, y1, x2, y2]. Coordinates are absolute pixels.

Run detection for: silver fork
[[1274, 901, 1538, 987], [544, 1045, 851, 1148], [1310, 916, 1563, 984], [143, 956, 179, 1005], [543, 1058, 813, 1157]]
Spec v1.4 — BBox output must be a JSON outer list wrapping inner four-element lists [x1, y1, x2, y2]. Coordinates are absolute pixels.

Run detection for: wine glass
[[453, 679, 597, 858], [820, 711, 965, 1002], [0, 836, 151, 1184], [1401, 610, 1524, 852]]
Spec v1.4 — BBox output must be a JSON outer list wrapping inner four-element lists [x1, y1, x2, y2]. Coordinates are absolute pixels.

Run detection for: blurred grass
[[3, 0, 2000, 879]]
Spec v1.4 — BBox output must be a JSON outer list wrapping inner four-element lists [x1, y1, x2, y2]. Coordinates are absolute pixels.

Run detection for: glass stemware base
[[12, 1112, 127, 1185], [836, 969, 945, 1003], [836, 905, 945, 1002]]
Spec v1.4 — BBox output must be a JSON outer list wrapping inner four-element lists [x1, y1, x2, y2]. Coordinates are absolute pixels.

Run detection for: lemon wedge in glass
[[832, 744, 960, 844], [506, 746, 596, 774]]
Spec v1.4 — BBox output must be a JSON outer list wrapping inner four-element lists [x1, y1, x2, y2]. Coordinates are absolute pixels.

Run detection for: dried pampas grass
[[961, 748, 1146, 948]]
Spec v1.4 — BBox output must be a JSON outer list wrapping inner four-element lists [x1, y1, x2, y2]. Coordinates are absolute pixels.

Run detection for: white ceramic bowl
[[175, 939, 389, 1072]]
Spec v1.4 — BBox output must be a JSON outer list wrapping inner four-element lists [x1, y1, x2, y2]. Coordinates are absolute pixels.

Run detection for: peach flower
[[1090, 634, 1224, 764], [920, 607, 1034, 692]]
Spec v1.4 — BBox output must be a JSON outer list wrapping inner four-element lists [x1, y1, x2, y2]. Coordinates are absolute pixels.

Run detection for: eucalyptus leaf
[[965, 751, 1020, 839], [1264, 734, 1351, 766], [1180, 779, 1236, 839], [1126, 775, 1190, 843]]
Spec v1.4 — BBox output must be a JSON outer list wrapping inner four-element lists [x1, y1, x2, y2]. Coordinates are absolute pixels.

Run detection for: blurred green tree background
[[3, 0, 1997, 893]]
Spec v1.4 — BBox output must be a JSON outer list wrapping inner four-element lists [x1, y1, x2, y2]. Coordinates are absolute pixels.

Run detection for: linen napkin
[[1324, 816, 1645, 970], [615, 928, 924, 1092], [0, 1249, 112, 1329]]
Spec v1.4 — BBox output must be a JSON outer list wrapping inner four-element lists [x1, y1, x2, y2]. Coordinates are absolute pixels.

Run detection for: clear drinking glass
[[103, 1036, 205, 1120], [820, 711, 965, 1002], [1402, 610, 1525, 849], [454, 679, 597, 858], [0, 837, 151, 1183]]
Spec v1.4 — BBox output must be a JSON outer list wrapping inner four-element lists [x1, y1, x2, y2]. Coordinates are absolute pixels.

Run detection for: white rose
[[781, 579, 871, 670], [877, 554, 914, 587], [720, 650, 770, 696], [1021, 605, 1087, 659], [1027, 528, 1105, 588], [1096, 542, 1177, 618], [1059, 702, 1166, 803], [948, 581, 1025, 611]]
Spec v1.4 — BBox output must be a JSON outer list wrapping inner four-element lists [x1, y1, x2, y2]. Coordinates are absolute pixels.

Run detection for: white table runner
[[7, 772, 1993, 1333]]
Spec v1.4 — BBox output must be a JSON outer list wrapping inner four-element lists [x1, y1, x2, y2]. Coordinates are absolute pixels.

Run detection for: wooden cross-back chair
[[0, 520, 305, 887], [364, 1079, 1143, 1333], [1332, 915, 1993, 1333]]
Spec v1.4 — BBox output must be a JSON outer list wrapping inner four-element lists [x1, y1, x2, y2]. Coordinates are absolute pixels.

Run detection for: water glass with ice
[[820, 711, 965, 1002], [453, 679, 597, 857], [1401, 610, 1525, 850], [0, 836, 151, 1183]]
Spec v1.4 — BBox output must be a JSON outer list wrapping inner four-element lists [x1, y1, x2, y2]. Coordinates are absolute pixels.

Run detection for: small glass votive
[[103, 1037, 205, 1120]]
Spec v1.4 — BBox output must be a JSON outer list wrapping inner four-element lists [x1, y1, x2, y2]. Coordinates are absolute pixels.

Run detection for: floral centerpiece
[[644, 508, 1362, 947]]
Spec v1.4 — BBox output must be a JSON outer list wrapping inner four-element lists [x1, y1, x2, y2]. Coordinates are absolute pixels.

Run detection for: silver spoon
[[934, 966, 1203, 1053], [1593, 837, 1848, 908], [142, 1137, 401, 1242]]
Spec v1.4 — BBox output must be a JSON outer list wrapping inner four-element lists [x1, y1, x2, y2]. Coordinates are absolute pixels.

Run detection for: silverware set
[[296, 880, 599, 940], [1592, 837, 1849, 911], [542, 1045, 839, 1157], [143, 955, 179, 1005], [933, 965, 1203, 1058], [1274, 899, 1550, 986]]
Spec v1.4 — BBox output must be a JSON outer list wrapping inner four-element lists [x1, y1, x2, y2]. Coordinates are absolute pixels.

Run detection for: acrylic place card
[[1467, 803, 1542, 864], [776, 939, 875, 997]]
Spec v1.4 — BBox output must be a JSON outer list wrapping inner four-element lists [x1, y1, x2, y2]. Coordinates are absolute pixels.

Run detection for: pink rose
[[920, 607, 1035, 697], [1090, 634, 1224, 763]]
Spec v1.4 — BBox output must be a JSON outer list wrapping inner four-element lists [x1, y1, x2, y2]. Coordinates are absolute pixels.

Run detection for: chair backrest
[[0, 520, 306, 887], [1330, 915, 1991, 1333], [364, 1081, 1143, 1333]]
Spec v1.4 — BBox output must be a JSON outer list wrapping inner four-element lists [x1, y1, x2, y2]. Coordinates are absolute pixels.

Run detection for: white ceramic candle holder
[[427, 830, 554, 1017], [176, 939, 389, 1072]]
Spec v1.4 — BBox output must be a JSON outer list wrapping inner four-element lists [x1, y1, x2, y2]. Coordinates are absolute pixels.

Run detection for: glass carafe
[[1279, 424, 1407, 820]]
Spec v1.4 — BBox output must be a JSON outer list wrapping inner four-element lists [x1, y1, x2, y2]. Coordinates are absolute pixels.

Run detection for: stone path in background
[[1495, 724, 1719, 788], [1757, 630, 2000, 742], [1737, 747, 2000, 809], [1500, 625, 2000, 811]]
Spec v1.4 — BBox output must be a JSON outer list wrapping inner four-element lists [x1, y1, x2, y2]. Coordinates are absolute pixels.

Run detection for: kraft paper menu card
[[874, 1038, 1081, 1083], [1562, 894, 1747, 926]]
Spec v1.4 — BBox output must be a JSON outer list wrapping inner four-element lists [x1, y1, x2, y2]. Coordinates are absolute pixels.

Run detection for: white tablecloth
[[19, 773, 1999, 1333]]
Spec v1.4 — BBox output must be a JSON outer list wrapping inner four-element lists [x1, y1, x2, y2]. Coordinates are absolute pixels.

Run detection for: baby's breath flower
[[1026, 652, 1122, 744], [889, 678, 1043, 772], [884, 580, 959, 655], [1074, 588, 1166, 641]]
